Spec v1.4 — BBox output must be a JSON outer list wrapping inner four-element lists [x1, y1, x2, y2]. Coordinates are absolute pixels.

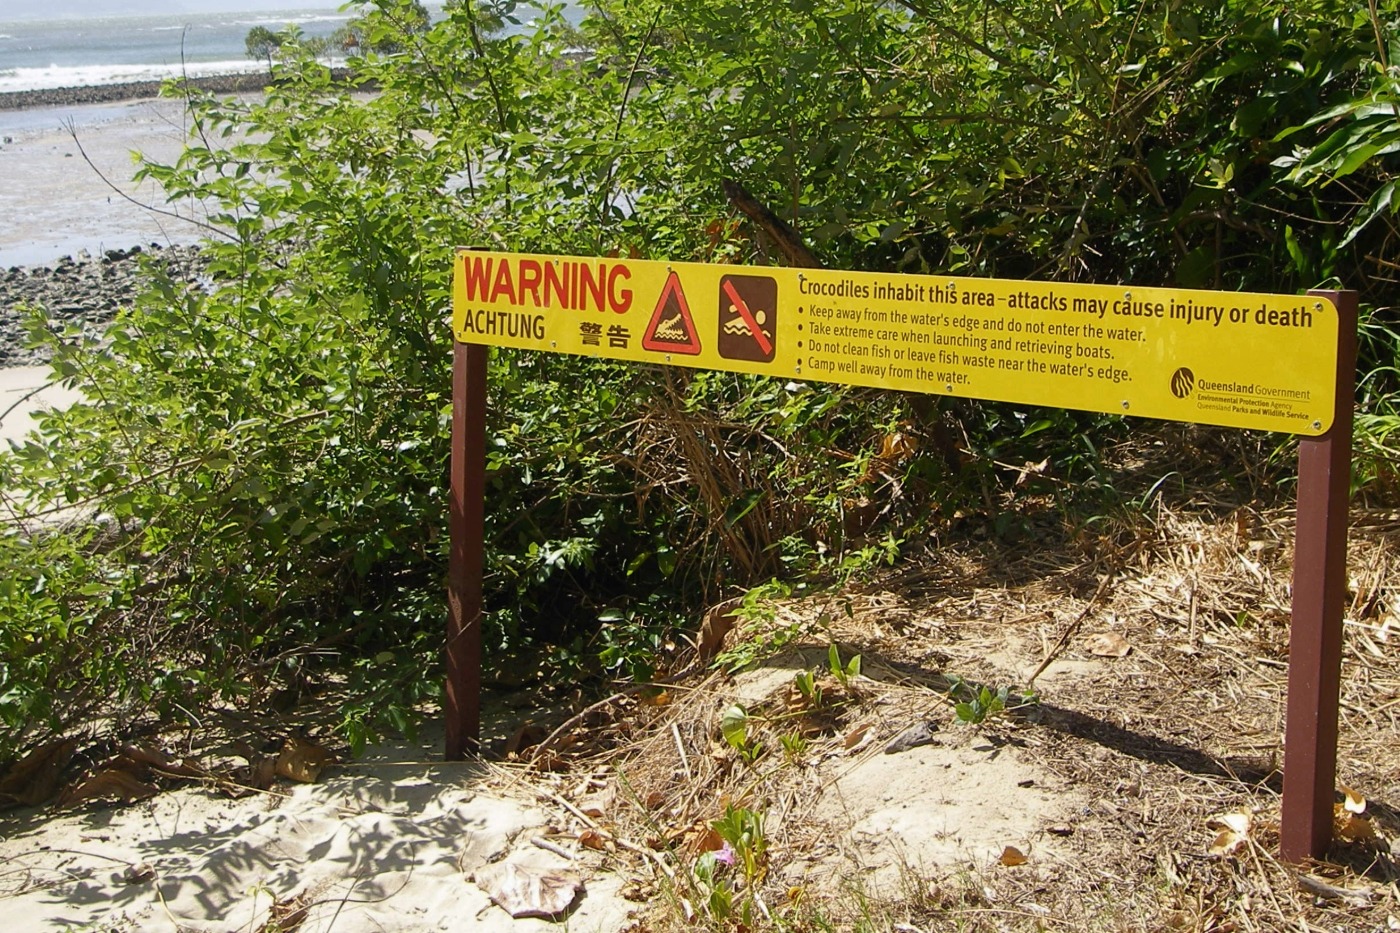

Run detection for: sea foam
[[0, 60, 264, 93]]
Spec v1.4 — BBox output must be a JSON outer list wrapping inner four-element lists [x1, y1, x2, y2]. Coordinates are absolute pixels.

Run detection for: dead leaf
[[275, 736, 335, 784], [1014, 457, 1049, 486], [0, 738, 78, 807], [579, 829, 613, 851], [504, 722, 549, 757], [1206, 812, 1252, 857], [473, 861, 583, 919], [1000, 845, 1028, 867], [878, 429, 918, 462], [246, 755, 277, 791], [698, 601, 739, 662], [644, 790, 666, 810], [117, 744, 204, 779], [1335, 806, 1378, 842], [1086, 632, 1132, 658], [122, 863, 157, 885], [262, 894, 311, 933], [577, 785, 615, 818], [118, 743, 173, 770], [687, 825, 725, 855], [843, 724, 871, 751], [640, 689, 671, 707], [1341, 784, 1367, 814], [59, 769, 159, 807]]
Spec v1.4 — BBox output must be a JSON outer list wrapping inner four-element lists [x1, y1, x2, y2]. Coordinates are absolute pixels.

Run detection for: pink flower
[[715, 842, 736, 866]]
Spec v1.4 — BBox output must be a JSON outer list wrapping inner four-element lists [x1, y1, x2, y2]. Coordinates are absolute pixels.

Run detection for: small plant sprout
[[793, 669, 823, 707], [720, 704, 764, 765], [954, 684, 1009, 724], [827, 643, 862, 690], [946, 676, 1040, 725], [692, 806, 769, 926], [692, 848, 736, 920], [780, 730, 809, 761], [713, 804, 768, 885]]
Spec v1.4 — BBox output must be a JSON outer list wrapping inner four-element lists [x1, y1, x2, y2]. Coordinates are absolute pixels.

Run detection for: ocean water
[[0, 7, 356, 92], [0, 3, 585, 94], [0, 3, 583, 268]]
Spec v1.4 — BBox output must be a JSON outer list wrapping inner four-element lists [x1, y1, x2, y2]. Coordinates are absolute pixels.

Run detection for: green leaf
[[721, 705, 749, 750], [1328, 129, 1400, 183], [1338, 179, 1396, 250]]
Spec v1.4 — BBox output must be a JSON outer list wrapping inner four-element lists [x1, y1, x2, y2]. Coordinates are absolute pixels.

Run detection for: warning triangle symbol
[[642, 271, 702, 355]]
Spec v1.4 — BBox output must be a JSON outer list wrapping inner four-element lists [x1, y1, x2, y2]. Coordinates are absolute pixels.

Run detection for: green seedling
[[793, 669, 823, 707], [780, 730, 809, 761], [692, 804, 770, 926], [720, 704, 764, 765], [954, 684, 1008, 724], [945, 676, 1040, 724], [827, 643, 861, 689], [713, 804, 768, 883]]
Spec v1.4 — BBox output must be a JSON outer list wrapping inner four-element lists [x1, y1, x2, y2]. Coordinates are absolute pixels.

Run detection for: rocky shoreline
[[0, 69, 366, 112], [0, 73, 272, 112], [0, 244, 205, 366]]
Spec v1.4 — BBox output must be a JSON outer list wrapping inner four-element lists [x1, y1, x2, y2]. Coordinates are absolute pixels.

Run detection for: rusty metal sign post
[[447, 252, 1358, 860], [1280, 288, 1358, 861], [446, 341, 487, 760]]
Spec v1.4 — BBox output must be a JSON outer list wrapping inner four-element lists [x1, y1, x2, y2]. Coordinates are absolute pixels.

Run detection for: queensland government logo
[[1170, 367, 1195, 399]]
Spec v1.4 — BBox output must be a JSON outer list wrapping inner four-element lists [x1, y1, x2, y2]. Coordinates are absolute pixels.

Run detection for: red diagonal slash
[[721, 279, 774, 357]]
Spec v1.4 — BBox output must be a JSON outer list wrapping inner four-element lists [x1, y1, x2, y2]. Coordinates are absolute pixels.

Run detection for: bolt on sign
[[453, 250, 1339, 435]]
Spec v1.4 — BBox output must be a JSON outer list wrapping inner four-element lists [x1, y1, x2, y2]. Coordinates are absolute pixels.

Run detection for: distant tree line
[[244, 1, 431, 71]]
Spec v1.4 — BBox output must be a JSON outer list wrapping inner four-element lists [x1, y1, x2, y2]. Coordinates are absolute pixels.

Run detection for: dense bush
[[0, 0, 1394, 758]]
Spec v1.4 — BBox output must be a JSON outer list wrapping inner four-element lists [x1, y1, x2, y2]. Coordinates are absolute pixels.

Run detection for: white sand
[[0, 744, 635, 932], [0, 364, 82, 449]]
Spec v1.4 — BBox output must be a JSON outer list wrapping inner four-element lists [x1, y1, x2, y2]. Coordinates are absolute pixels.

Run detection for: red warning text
[[461, 255, 632, 314]]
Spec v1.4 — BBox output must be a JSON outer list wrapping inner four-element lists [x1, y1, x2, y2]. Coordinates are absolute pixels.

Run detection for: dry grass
[[519, 426, 1400, 932]]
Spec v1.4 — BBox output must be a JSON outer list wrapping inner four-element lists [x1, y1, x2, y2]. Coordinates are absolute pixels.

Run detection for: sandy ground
[[0, 728, 635, 933], [0, 97, 215, 269], [2, 505, 1397, 931], [0, 670, 1077, 933], [0, 364, 82, 449]]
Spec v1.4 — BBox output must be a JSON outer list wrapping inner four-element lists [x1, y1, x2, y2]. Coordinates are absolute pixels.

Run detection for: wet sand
[[0, 96, 221, 268]]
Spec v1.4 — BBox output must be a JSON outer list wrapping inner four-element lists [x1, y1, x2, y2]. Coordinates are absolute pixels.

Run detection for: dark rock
[[0, 69, 361, 113], [883, 720, 940, 754], [0, 244, 207, 366]]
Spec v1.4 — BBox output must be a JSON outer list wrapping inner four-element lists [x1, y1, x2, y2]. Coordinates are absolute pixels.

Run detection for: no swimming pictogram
[[718, 274, 776, 363], [642, 271, 702, 355]]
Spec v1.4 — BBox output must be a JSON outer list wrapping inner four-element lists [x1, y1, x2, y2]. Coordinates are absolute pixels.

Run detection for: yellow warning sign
[[452, 250, 1340, 435]]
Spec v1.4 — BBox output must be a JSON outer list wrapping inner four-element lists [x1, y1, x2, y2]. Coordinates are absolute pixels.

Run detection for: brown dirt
[[518, 431, 1400, 931]]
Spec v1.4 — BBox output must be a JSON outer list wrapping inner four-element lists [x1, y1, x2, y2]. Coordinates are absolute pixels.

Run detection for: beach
[[0, 91, 225, 270], [0, 83, 223, 444]]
